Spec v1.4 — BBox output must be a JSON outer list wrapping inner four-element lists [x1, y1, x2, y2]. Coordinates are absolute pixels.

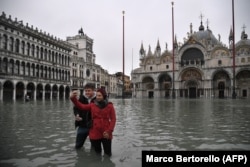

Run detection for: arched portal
[[218, 82, 225, 98], [3, 80, 14, 100], [212, 70, 230, 98], [27, 82, 35, 99], [45, 84, 51, 99], [52, 85, 58, 99], [16, 82, 25, 100], [180, 68, 202, 98], [142, 76, 154, 98], [236, 70, 250, 98], [186, 80, 198, 98], [37, 84, 43, 99], [65, 86, 70, 99], [158, 73, 172, 98], [59, 85, 64, 99]]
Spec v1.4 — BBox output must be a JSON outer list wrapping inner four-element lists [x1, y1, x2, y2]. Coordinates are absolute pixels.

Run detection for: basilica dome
[[236, 30, 250, 47], [192, 22, 220, 46]]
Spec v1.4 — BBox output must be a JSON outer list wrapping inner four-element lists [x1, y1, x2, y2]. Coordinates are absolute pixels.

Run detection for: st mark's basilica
[[131, 19, 250, 98]]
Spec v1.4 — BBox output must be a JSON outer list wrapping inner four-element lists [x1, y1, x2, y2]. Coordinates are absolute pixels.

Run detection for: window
[[150, 66, 152, 71], [15, 39, 20, 53], [44, 49, 47, 60], [21, 41, 25, 54], [3, 35, 8, 50], [27, 43, 30, 56], [31, 44, 35, 56], [218, 60, 222, 65], [36, 46, 39, 58], [10, 37, 14, 51], [40, 47, 43, 60], [166, 65, 169, 69]]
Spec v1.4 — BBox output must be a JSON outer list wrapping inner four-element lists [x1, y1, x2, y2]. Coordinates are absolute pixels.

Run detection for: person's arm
[[70, 91, 91, 111]]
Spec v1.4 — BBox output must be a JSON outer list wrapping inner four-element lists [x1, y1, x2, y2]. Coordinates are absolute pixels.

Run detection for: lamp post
[[122, 11, 125, 99], [171, 2, 176, 98], [232, 0, 236, 99]]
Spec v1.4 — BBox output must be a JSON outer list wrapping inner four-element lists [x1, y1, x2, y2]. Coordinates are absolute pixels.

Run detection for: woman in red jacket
[[70, 88, 116, 156]]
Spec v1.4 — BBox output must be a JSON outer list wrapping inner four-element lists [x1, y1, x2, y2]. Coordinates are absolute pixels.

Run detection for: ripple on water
[[1, 99, 250, 167], [196, 143, 250, 150]]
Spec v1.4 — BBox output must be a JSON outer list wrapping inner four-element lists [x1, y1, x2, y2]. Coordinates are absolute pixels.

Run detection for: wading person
[[73, 83, 96, 149], [70, 88, 116, 156]]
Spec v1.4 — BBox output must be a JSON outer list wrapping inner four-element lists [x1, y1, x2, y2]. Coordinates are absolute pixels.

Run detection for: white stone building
[[66, 29, 101, 92], [0, 12, 123, 101], [0, 12, 71, 100], [131, 21, 250, 98]]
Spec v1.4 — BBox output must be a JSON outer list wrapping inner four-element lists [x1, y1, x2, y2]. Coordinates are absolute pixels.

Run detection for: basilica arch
[[158, 73, 172, 97], [212, 70, 231, 98], [179, 68, 203, 98], [236, 69, 250, 97], [141, 76, 154, 98]]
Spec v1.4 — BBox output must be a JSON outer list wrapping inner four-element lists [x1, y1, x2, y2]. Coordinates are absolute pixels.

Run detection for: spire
[[155, 39, 161, 56], [199, 13, 205, 31], [206, 19, 209, 30], [190, 23, 193, 34], [147, 45, 153, 56], [229, 26, 233, 42], [174, 35, 178, 49], [156, 39, 160, 49], [241, 24, 248, 40], [139, 42, 145, 56]]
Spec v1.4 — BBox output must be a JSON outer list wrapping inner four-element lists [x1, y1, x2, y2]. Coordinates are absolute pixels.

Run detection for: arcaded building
[[0, 12, 71, 100], [131, 20, 250, 98]]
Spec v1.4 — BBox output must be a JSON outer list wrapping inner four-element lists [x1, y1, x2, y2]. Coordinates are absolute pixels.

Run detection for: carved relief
[[181, 69, 202, 81]]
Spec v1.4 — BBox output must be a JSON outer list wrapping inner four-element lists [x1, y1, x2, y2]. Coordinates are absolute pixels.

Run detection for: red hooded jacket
[[71, 97, 116, 140]]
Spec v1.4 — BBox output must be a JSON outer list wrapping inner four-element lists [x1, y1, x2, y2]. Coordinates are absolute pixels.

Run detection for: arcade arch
[[212, 70, 231, 98], [179, 68, 203, 98]]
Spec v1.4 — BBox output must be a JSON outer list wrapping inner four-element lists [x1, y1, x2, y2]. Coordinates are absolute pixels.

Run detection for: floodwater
[[0, 98, 250, 167]]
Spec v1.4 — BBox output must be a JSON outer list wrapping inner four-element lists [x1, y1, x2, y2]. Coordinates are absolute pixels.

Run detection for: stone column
[[0, 85, 2, 101], [42, 89, 45, 100], [33, 88, 36, 101], [63, 89, 65, 100], [13, 86, 16, 101], [57, 91, 59, 100], [50, 89, 53, 100], [24, 88, 27, 100]]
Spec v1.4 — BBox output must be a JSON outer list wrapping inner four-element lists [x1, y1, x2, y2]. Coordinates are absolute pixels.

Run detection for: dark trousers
[[91, 138, 112, 156], [75, 127, 89, 149]]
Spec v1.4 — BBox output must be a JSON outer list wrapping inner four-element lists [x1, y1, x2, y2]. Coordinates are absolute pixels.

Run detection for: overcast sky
[[1, 0, 249, 76]]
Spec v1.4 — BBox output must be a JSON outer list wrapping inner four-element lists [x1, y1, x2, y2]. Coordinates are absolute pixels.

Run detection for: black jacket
[[73, 95, 96, 128]]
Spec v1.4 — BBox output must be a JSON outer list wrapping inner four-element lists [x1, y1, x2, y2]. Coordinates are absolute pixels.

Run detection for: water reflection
[[0, 98, 250, 166]]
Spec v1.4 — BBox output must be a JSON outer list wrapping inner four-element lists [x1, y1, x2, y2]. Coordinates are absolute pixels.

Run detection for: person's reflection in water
[[75, 148, 115, 167]]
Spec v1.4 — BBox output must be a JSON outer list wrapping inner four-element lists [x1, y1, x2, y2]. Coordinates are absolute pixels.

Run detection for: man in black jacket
[[73, 83, 96, 149]]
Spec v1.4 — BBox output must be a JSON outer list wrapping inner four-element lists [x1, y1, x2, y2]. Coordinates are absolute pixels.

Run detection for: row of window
[[0, 58, 70, 81], [0, 34, 70, 66]]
